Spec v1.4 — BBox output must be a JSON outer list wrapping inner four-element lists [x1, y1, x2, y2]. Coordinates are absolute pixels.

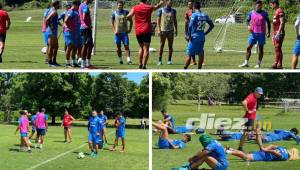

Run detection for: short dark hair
[[52, 1, 59, 7], [20, 110, 26, 115], [73, 0, 80, 6], [194, 1, 201, 9], [161, 109, 167, 113], [117, 0, 124, 5], [255, 0, 263, 5], [291, 128, 299, 135], [140, 0, 147, 2], [184, 134, 192, 142], [270, 0, 279, 5]]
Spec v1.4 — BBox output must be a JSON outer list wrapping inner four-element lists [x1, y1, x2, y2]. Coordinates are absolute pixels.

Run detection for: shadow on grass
[[53, 140, 66, 143], [72, 151, 90, 155], [8, 148, 20, 152], [6, 61, 38, 64]]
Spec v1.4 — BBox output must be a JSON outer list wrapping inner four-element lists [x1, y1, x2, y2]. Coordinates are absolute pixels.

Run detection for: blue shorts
[[293, 38, 300, 56], [115, 33, 129, 46], [215, 162, 228, 170], [36, 128, 46, 136], [43, 32, 48, 46], [248, 33, 266, 46], [116, 130, 125, 139], [88, 133, 101, 144], [46, 29, 58, 38], [158, 138, 170, 149], [186, 39, 205, 56], [64, 31, 82, 47], [252, 151, 268, 161], [20, 132, 28, 137]]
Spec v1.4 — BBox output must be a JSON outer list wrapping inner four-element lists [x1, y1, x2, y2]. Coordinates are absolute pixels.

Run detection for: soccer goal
[[281, 98, 300, 112]]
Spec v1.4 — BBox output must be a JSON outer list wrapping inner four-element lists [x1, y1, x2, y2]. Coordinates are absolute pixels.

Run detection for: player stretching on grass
[[45, 0, 60, 67], [239, 0, 271, 69], [270, 0, 285, 69], [110, 112, 126, 152], [161, 109, 177, 134], [34, 108, 48, 149], [291, 13, 300, 69], [157, 0, 177, 66], [79, 0, 94, 69], [64, 1, 81, 68], [15, 110, 31, 153], [112, 0, 133, 65], [0, 3, 10, 63], [184, 0, 198, 66], [127, 0, 164, 69], [98, 110, 108, 145], [61, 109, 75, 143], [184, 1, 214, 70], [153, 122, 191, 149], [88, 110, 102, 157], [238, 87, 263, 151]]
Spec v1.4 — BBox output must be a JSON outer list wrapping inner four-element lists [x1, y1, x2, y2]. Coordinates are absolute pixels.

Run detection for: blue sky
[[89, 72, 148, 84]]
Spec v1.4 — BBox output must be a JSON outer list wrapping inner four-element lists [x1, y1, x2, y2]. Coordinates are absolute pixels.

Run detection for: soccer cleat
[[90, 151, 95, 157], [157, 61, 163, 66], [239, 63, 249, 68], [27, 149, 32, 153], [53, 62, 61, 67], [167, 61, 173, 65], [119, 61, 124, 65], [254, 64, 260, 69], [73, 63, 80, 68]]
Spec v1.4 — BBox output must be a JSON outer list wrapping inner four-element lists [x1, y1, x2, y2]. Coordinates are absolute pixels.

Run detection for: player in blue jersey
[[153, 122, 191, 149], [98, 110, 108, 145], [161, 109, 177, 134], [110, 112, 126, 152], [184, 1, 214, 70], [58, 4, 71, 52], [292, 14, 300, 69], [88, 110, 102, 157], [28, 112, 37, 140], [260, 128, 299, 144]]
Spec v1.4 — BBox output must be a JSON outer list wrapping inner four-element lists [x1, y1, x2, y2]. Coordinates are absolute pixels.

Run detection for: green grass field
[[152, 101, 300, 170], [0, 8, 298, 70], [0, 121, 149, 170]]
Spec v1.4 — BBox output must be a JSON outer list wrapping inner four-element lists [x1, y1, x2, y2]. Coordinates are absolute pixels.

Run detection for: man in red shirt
[[61, 109, 75, 143], [238, 87, 263, 151], [270, 0, 285, 69], [0, 3, 11, 63], [127, 0, 164, 69]]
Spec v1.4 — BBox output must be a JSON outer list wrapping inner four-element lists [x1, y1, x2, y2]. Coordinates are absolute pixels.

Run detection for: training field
[[1, 8, 297, 70], [152, 101, 300, 170], [0, 121, 148, 170]]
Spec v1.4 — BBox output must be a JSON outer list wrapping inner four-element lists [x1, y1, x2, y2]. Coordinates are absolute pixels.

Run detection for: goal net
[[281, 98, 300, 112]]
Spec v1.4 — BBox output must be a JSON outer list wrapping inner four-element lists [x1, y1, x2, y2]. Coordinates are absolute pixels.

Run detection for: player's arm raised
[[153, 0, 164, 11]]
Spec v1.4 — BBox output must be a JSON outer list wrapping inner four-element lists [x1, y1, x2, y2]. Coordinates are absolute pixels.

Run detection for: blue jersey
[[205, 140, 228, 167], [88, 116, 101, 134], [117, 117, 126, 132], [265, 129, 299, 142], [253, 146, 289, 161], [46, 7, 59, 35], [188, 11, 214, 42], [171, 140, 185, 149], [58, 11, 66, 22], [164, 114, 175, 128], [111, 9, 129, 22], [98, 114, 107, 127], [31, 115, 37, 129]]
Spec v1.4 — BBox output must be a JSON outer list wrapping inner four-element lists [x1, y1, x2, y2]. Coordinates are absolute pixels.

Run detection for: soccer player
[[185, 0, 197, 66], [29, 112, 37, 140], [79, 0, 94, 69], [112, 0, 133, 65], [61, 109, 75, 143], [184, 1, 214, 70], [153, 122, 191, 149], [157, 0, 177, 65], [98, 110, 108, 145], [58, 3, 71, 52], [239, 0, 271, 69], [185, 134, 228, 170], [238, 87, 263, 151], [88, 110, 102, 157], [64, 1, 81, 68], [292, 13, 300, 69], [15, 110, 31, 153], [127, 0, 164, 69], [110, 112, 126, 152], [34, 108, 48, 149], [270, 0, 285, 69], [42, 5, 50, 60], [45, 0, 60, 67], [0, 3, 10, 63], [161, 109, 176, 134]]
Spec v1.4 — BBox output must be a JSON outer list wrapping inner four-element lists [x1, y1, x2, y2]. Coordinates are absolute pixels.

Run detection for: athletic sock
[[86, 59, 90, 66], [244, 60, 249, 65], [126, 57, 131, 62], [168, 56, 172, 62]]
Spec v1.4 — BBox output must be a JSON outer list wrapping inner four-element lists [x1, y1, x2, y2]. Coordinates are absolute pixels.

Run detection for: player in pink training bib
[[15, 110, 31, 153], [34, 108, 48, 149]]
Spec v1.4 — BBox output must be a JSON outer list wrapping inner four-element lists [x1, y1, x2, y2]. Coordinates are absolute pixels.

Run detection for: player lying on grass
[[239, 0, 271, 69], [88, 110, 102, 157], [157, 0, 177, 66], [34, 108, 48, 149], [257, 128, 300, 145], [184, 1, 214, 70], [153, 122, 191, 149], [0, 2, 10, 63], [15, 110, 32, 153], [292, 12, 300, 69], [110, 112, 126, 152], [61, 109, 75, 143], [112, 0, 133, 65], [98, 110, 108, 145], [161, 109, 177, 134], [177, 134, 228, 170]]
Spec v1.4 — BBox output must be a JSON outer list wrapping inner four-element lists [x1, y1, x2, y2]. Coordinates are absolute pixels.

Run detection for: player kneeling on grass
[[88, 110, 102, 157], [291, 13, 300, 69], [61, 109, 75, 143], [64, 1, 81, 68], [34, 108, 48, 149], [153, 122, 191, 149], [0, 2, 10, 63], [157, 0, 178, 66], [112, 0, 133, 65], [184, 1, 214, 70], [15, 110, 32, 153], [110, 112, 126, 152]]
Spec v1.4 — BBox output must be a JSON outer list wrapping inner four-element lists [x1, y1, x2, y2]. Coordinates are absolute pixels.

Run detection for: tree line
[[0, 73, 149, 124], [152, 73, 300, 110]]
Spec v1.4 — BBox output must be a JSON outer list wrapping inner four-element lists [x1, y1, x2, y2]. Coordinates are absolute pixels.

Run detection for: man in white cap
[[238, 87, 263, 151]]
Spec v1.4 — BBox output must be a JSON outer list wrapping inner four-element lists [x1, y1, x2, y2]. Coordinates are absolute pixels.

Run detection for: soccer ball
[[149, 47, 157, 53], [215, 47, 223, 53], [41, 47, 47, 54], [77, 152, 85, 159]]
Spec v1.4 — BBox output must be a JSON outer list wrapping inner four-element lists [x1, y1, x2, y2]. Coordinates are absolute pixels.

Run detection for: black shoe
[[0, 56, 2, 63], [142, 65, 147, 69], [73, 63, 80, 68], [139, 65, 143, 69], [119, 61, 124, 65]]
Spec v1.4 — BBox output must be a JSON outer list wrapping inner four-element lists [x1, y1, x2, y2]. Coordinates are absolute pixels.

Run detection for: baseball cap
[[255, 87, 263, 95]]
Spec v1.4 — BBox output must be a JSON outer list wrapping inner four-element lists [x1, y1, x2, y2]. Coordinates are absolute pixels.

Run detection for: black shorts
[[136, 32, 152, 44], [244, 119, 255, 131], [80, 28, 93, 46], [64, 126, 71, 130], [0, 34, 6, 42]]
